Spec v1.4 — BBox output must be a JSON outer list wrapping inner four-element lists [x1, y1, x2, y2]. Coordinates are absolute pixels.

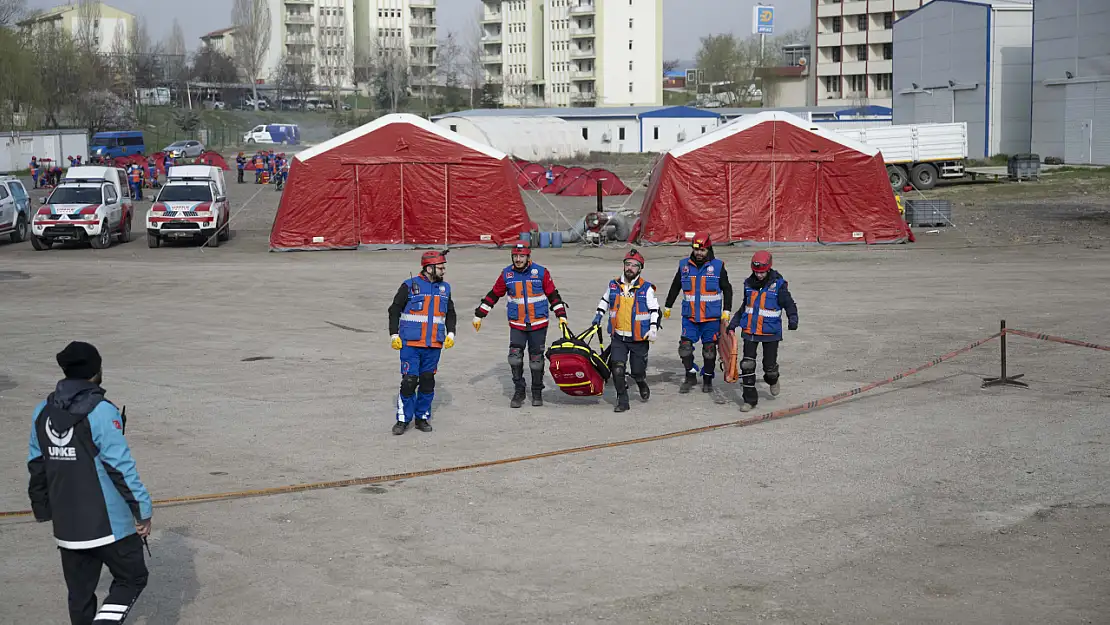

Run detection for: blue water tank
[[519, 231, 531, 244], [551, 231, 562, 248], [539, 231, 551, 248]]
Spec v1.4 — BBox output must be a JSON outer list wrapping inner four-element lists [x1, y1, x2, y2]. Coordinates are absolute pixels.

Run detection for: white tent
[[434, 115, 589, 162]]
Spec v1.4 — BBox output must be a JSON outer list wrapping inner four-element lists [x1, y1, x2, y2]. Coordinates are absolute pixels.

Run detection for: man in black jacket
[[28, 341, 153, 625]]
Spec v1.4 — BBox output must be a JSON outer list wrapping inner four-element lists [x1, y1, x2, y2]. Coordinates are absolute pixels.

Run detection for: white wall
[[989, 8, 1033, 156], [596, 0, 661, 106], [1031, 0, 1110, 161], [639, 117, 721, 152], [0, 132, 88, 173], [575, 119, 639, 153]]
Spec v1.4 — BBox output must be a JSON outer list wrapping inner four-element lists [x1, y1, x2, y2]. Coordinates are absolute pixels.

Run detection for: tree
[[0, 0, 26, 27], [165, 19, 188, 104], [191, 48, 238, 84], [695, 33, 763, 106], [76, 90, 137, 136], [32, 29, 85, 127], [232, 0, 272, 109], [663, 59, 681, 74], [437, 33, 465, 111], [73, 0, 101, 52], [0, 26, 39, 129], [318, 35, 350, 107], [459, 5, 486, 107], [276, 53, 314, 107], [373, 47, 409, 112]]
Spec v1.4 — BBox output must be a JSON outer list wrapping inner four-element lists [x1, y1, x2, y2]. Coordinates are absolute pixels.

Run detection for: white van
[[146, 165, 230, 248], [31, 166, 133, 250]]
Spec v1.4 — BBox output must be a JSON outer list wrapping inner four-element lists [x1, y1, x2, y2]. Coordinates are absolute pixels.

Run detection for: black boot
[[679, 372, 697, 394], [615, 392, 630, 412], [702, 377, 713, 393], [392, 421, 407, 435], [613, 371, 630, 412], [636, 379, 650, 401], [414, 419, 432, 432], [510, 364, 526, 408], [530, 363, 545, 407], [531, 389, 543, 406]]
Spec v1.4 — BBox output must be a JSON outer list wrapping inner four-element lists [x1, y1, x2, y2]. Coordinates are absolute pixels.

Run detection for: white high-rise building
[[234, 0, 436, 90], [813, 0, 932, 108], [480, 0, 663, 108]]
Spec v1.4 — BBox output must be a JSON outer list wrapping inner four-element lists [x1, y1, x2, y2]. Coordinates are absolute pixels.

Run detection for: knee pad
[[612, 361, 627, 377], [765, 363, 780, 376], [418, 371, 436, 394], [678, 339, 695, 359], [507, 345, 525, 367], [740, 358, 757, 374], [702, 343, 718, 362], [400, 374, 419, 397], [529, 352, 545, 372]]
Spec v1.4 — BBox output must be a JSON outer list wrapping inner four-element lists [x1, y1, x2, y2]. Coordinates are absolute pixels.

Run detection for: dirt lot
[[0, 164, 1108, 624]]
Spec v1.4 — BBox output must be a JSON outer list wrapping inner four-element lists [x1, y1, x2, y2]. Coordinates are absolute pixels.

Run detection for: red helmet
[[691, 232, 712, 250], [624, 249, 645, 267], [509, 240, 531, 256], [751, 250, 772, 272], [420, 250, 448, 267]]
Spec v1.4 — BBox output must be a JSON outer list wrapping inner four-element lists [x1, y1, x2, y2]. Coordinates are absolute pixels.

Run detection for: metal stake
[[982, 320, 1028, 388]]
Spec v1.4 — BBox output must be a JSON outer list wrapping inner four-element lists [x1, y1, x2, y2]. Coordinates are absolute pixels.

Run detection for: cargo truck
[[835, 122, 968, 190]]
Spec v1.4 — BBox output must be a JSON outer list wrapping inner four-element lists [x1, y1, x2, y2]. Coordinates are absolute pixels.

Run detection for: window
[[618, 127, 625, 140], [857, 44, 867, 61], [883, 43, 893, 60], [831, 47, 841, 62], [653, 126, 659, 140], [0, 186, 7, 200], [874, 73, 892, 92], [103, 185, 117, 203], [857, 14, 867, 31], [582, 127, 588, 140], [628, 60, 633, 70], [883, 12, 893, 29], [629, 82, 633, 92], [629, 18, 633, 28], [823, 75, 840, 93], [831, 16, 841, 33], [449, 124, 457, 132], [701, 126, 707, 134], [847, 74, 866, 93]]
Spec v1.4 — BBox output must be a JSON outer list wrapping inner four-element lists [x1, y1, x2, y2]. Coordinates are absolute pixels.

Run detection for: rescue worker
[[236, 152, 246, 184], [253, 153, 264, 183], [591, 249, 660, 412], [727, 251, 799, 412], [75, 155, 83, 166], [30, 156, 39, 189], [146, 157, 157, 189], [388, 251, 457, 435], [127, 164, 142, 201], [663, 233, 734, 394], [162, 153, 173, 176], [67, 155, 76, 168], [27, 341, 153, 625], [472, 240, 569, 408]]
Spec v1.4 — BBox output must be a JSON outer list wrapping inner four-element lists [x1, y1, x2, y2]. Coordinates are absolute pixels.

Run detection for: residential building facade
[[17, 1, 134, 55], [480, 0, 663, 108], [200, 27, 238, 59], [813, 0, 931, 108]]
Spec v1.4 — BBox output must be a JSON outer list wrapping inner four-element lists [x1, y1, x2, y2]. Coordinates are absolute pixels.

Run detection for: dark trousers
[[59, 533, 148, 625], [509, 326, 548, 392], [609, 335, 649, 398], [237, 168, 244, 183], [741, 339, 780, 406]]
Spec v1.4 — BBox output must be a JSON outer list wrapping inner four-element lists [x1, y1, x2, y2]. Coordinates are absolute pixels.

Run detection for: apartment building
[[200, 27, 238, 58], [246, 0, 436, 89], [813, 0, 931, 108], [17, 1, 134, 54], [480, 0, 663, 108]]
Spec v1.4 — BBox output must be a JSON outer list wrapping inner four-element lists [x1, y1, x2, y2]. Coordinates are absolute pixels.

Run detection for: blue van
[[90, 131, 146, 159], [243, 124, 301, 145]]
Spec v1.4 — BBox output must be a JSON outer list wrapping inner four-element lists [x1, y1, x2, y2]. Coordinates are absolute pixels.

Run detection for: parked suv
[[31, 166, 133, 250], [0, 176, 31, 243]]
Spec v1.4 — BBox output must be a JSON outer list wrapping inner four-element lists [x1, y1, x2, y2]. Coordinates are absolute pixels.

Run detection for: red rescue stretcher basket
[[545, 323, 612, 397]]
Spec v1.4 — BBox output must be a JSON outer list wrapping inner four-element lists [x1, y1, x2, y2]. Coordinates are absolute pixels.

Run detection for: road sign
[[753, 5, 775, 35]]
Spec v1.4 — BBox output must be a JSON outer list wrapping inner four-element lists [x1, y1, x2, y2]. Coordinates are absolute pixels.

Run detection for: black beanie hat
[[56, 341, 102, 380]]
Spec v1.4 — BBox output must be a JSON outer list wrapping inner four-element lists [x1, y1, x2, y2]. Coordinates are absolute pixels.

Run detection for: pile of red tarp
[[196, 151, 230, 170], [511, 160, 633, 196]]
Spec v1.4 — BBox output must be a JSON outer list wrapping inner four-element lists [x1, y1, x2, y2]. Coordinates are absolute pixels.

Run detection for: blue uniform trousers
[[396, 345, 441, 422]]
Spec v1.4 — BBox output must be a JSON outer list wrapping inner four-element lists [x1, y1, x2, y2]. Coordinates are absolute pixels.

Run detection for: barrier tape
[[0, 332, 1002, 519], [1005, 328, 1110, 352]]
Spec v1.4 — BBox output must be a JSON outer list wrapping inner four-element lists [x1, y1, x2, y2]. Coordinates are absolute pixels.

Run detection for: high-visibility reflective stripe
[[742, 307, 779, 318], [400, 313, 445, 323], [700, 294, 722, 302], [634, 314, 652, 320], [56, 535, 116, 549]]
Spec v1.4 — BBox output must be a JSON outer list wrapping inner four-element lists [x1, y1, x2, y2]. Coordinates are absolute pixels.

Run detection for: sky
[[26, 0, 811, 60]]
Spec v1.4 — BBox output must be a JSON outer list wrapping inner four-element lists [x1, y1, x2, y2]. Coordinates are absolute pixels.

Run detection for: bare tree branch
[[74, 0, 101, 52], [0, 0, 26, 27], [232, 0, 272, 108]]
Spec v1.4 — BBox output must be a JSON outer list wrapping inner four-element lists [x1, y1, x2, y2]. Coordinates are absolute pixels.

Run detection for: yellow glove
[[444, 333, 455, 349], [390, 335, 402, 350], [558, 316, 568, 327], [472, 316, 482, 332], [663, 308, 671, 319], [722, 310, 731, 322]]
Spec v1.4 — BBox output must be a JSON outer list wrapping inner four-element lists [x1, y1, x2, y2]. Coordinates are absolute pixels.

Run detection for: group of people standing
[[235, 150, 288, 189], [28, 157, 65, 189], [386, 236, 800, 433]]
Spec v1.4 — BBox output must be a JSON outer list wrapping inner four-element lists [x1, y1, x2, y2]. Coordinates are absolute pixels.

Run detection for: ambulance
[[146, 165, 230, 248], [30, 166, 134, 250]]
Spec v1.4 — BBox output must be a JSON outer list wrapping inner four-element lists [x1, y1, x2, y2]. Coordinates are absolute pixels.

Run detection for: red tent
[[638, 111, 910, 245], [553, 168, 632, 196], [270, 113, 531, 251], [541, 166, 587, 194], [196, 151, 230, 170], [514, 162, 547, 190]]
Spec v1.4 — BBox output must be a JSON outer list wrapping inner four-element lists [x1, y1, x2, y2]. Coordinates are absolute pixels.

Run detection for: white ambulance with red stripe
[[146, 165, 230, 248], [30, 167, 133, 251]]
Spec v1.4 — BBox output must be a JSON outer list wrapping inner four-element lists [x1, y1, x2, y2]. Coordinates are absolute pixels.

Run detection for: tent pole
[[596, 179, 602, 213]]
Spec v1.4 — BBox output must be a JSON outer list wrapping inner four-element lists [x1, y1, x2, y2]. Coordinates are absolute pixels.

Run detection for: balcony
[[867, 59, 892, 73], [870, 0, 893, 11], [570, 26, 595, 38], [285, 35, 315, 45], [868, 29, 892, 43], [823, 91, 843, 100], [571, 69, 594, 80], [411, 35, 437, 46], [841, 60, 866, 74], [894, 0, 920, 9], [816, 3, 841, 18], [285, 0, 313, 4], [817, 33, 841, 47], [841, 30, 866, 46], [481, 11, 501, 23], [572, 92, 596, 104], [817, 62, 841, 75], [481, 53, 502, 64], [841, 1, 868, 15], [410, 0, 434, 6], [570, 47, 596, 58], [569, 3, 595, 15], [481, 32, 502, 43], [285, 13, 314, 24], [871, 89, 893, 99]]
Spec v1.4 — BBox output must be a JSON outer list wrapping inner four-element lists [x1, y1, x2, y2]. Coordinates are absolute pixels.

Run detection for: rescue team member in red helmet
[[387, 250, 457, 435], [592, 249, 660, 412], [472, 240, 569, 408], [662, 232, 734, 394], [727, 251, 798, 412]]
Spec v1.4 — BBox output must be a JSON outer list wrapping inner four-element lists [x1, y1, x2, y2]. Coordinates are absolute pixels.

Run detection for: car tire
[[147, 233, 160, 248], [205, 228, 220, 248], [30, 234, 52, 250], [887, 165, 908, 189], [90, 222, 112, 249], [118, 215, 131, 243], [10, 215, 27, 243], [247, 138, 256, 144], [910, 163, 938, 190], [218, 218, 230, 242]]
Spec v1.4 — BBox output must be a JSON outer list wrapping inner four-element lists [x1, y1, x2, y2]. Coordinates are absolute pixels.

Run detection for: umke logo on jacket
[[45, 417, 76, 460]]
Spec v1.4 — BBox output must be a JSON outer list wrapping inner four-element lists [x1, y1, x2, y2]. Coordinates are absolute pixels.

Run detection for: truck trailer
[[835, 122, 968, 190]]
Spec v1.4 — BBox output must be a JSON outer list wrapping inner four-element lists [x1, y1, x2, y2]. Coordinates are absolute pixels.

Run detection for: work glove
[[721, 310, 730, 322], [592, 313, 603, 327], [390, 335, 402, 350], [647, 327, 658, 342], [558, 316, 568, 327], [472, 316, 482, 332], [444, 332, 456, 349], [663, 308, 671, 319], [788, 321, 798, 331]]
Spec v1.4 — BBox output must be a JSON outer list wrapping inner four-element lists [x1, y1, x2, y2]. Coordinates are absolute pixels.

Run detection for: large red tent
[[637, 111, 910, 245], [270, 114, 531, 251]]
